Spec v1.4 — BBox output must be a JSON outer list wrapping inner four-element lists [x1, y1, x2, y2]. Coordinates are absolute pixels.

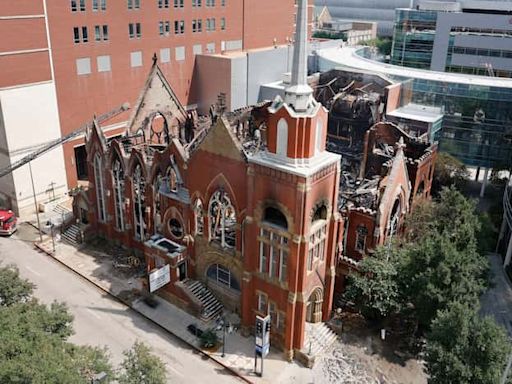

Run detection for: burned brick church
[[76, 0, 437, 362]]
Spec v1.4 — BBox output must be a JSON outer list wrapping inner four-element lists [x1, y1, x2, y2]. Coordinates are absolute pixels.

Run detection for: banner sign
[[149, 264, 170, 292]]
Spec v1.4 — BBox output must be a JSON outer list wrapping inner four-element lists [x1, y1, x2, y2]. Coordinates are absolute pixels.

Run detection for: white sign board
[[149, 264, 170, 293]]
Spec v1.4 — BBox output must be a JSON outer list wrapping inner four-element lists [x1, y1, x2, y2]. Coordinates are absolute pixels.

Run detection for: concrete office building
[[0, 0, 297, 216], [391, 1, 512, 78]]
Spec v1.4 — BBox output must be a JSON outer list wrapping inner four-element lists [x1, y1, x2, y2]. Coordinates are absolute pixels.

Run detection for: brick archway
[[306, 287, 323, 323]]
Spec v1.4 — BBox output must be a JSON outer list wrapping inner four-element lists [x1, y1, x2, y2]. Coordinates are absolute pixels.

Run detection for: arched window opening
[[416, 180, 425, 197], [208, 190, 236, 248], [166, 167, 178, 192], [355, 225, 368, 253], [133, 163, 147, 241], [112, 158, 125, 230], [206, 264, 240, 291], [194, 199, 204, 235], [94, 154, 106, 222], [153, 171, 163, 234], [149, 113, 169, 145], [306, 288, 323, 323], [308, 204, 328, 270], [315, 119, 324, 154], [263, 207, 288, 230], [312, 204, 327, 222], [387, 198, 401, 240], [276, 118, 288, 157], [168, 218, 184, 239]]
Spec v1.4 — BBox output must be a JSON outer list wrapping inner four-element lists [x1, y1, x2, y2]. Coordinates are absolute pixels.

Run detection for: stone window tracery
[[208, 190, 236, 248], [166, 166, 178, 192], [387, 197, 401, 240], [307, 205, 327, 271], [133, 163, 147, 241], [153, 171, 163, 233], [94, 154, 106, 222], [193, 199, 204, 235], [112, 158, 125, 231], [258, 206, 289, 283]]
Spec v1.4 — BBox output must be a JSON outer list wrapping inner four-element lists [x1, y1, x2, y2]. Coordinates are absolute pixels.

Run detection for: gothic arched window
[[194, 199, 204, 235], [94, 154, 106, 222], [133, 163, 147, 241], [208, 190, 236, 248], [112, 158, 125, 231]]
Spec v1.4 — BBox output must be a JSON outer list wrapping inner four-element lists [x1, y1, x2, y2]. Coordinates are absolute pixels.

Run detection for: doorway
[[306, 288, 323, 323]]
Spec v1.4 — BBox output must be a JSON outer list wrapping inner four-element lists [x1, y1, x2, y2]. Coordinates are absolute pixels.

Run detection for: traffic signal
[[265, 321, 271, 333], [255, 320, 263, 337]]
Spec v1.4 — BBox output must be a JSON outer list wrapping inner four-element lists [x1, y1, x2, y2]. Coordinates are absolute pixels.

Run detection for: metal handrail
[[504, 182, 512, 228]]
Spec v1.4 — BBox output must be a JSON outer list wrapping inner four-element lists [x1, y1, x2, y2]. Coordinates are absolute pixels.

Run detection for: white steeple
[[284, 0, 314, 113]]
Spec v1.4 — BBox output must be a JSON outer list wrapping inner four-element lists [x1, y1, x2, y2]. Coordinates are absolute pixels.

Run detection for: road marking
[[86, 308, 102, 320], [25, 266, 42, 276]]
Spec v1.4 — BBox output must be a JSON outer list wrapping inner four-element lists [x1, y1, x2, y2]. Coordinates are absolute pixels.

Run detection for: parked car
[[0, 210, 17, 236]]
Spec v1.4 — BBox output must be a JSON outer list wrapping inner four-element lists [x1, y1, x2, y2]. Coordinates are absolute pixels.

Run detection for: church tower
[[243, 0, 342, 361]]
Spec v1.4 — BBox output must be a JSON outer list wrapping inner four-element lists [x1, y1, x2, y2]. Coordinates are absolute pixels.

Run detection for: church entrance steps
[[178, 279, 224, 322]]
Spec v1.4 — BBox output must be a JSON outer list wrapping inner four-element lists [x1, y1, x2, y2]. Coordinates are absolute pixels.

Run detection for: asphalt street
[[0, 226, 240, 384]]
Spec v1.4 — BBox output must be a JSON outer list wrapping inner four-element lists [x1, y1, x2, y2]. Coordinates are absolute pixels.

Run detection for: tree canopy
[[426, 302, 510, 384], [0, 265, 166, 383]]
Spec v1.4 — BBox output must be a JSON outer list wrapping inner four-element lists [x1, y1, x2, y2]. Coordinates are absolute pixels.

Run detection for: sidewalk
[[36, 236, 314, 384]]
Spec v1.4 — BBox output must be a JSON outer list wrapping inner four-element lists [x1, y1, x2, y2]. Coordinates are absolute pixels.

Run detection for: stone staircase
[[181, 279, 223, 321], [301, 322, 338, 357], [61, 224, 82, 246]]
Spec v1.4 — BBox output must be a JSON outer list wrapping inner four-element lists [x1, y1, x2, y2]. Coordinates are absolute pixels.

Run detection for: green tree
[[432, 152, 470, 194], [344, 246, 402, 322], [118, 341, 166, 384], [398, 231, 488, 328], [426, 302, 511, 384], [0, 265, 34, 306], [0, 265, 113, 383], [362, 38, 393, 56], [0, 300, 113, 383]]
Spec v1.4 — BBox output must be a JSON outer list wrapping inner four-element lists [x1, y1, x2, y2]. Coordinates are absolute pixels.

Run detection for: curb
[[37, 245, 254, 384]]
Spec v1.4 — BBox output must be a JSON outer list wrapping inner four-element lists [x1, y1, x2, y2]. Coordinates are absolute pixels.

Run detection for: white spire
[[284, 0, 314, 113]]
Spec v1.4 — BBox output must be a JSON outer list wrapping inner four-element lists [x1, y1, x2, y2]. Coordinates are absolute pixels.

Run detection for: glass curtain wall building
[[318, 46, 512, 168], [390, 4, 512, 78]]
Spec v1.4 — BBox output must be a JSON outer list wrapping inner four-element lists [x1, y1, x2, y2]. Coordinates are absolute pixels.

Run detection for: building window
[[160, 48, 170, 63], [92, 0, 103, 11], [355, 225, 368, 253], [208, 190, 236, 248], [97, 55, 111, 72], [207, 264, 240, 291], [94, 154, 106, 222], [308, 224, 327, 271], [129, 23, 142, 38], [175, 46, 185, 61], [159, 21, 170, 35], [169, 218, 184, 239], [166, 167, 178, 192], [193, 44, 202, 55], [192, 0, 202, 6], [192, 19, 202, 33], [130, 51, 143, 67], [257, 292, 268, 313], [220, 17, 225, 30], [112, 158, 125, 231], [132, 163, 146, 241], [73, 26, 90, 43], [174, 20, 185, 34], [221, 0, 225, 5], [174, 0, 184, 7], [80, 0, 86, 11], [206, 0, 215, 6], [76, 57, 92, 75], [127, 0, 140, 9], [206, 18, 216, 31], [258, 207, 289, 283], [194, 199, 204, 235], [95, 25, 109, 41], [269, 302, 285, 331], [158, 0, 170, 7], [71, 0, 78, 12]]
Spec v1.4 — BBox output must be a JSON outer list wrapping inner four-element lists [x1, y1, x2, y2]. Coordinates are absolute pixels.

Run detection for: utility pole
[[28, 161, 43, 243]]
